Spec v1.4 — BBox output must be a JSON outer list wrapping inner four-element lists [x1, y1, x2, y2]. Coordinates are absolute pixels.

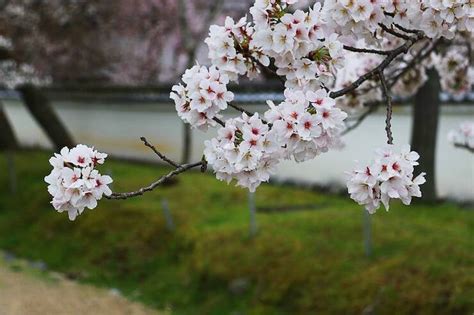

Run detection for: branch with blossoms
[[45, 0, 473, 220], [107, 137, 205, 200], [448, 122, 474, 154]]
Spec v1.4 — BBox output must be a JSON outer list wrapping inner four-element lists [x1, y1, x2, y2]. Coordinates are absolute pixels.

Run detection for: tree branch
[[213, 116, 225, 127], [329, 32, 424, 99], [108, 162, 203, 200], [393, 23, 420, 35], [379, 23, 411, 40], [342, 39, 437, 136], [388, 39, 439, 86], [106, 136, 205, 200], [343, 45, 391, 55], [378, 71, 394, 145], [140, 137, 180, 168], [229, 102, 254, 116], [454, 144, 474, 153]]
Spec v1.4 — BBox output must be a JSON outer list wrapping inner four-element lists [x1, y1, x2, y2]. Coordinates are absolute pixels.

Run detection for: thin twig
[[454, 144, 474, 153], [379, 23, 411, 40], [213, 116, 225, 127], [342, 39, 435, 136], [343, 45, 391, 55], [140, 137, 180, 168], [393, 23, 420, 35], [378, 71, 394, 145], [228, 102, 268, 124], [107, 162, 203, 200], [388, 39, 440, 86], [229, 102, 254, 116], [329, 32, 424, 99]]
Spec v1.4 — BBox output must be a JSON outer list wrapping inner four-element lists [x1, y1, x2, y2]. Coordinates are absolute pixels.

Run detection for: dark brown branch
[[342, 39, 436, 136], [213, 116, 225, 127], [388, 39, 440, 87], [379, 23, 411, 40], [454, 144, 474, 153], [107, 162, 203, 200], [393, 23, 420, 35], [107, 136, 204, 200], [229, 102, 254, 116], [378, 71, 394, 145], [329, 32, 424, 99], [343, 45, 391, 55], [140, 137, 180, 168], [228, 103, 268, 124]]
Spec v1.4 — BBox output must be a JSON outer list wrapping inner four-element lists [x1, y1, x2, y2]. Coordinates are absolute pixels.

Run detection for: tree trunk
[[0, 102, 19, 194], [0, 101, 19, 150], [410, 68, 440, 201], [17, 84, 75, 150], [180, 49, 197, 164], [181, 124, 192, 164]]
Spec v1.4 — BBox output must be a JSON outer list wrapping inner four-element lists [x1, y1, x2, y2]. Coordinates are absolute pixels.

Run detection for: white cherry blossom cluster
[[205, 16, 270, 81], [264, 88, 347, 162], [321, 0, 472, 42], [448, 121, 474, 151], [204, 113, 282, 192], [321, 0, 388, 44], [250, 1, 345, 91], [392, 0, 472, 39], [44, 145, 113, 221], [434, 48, 473, 97], [170, 65, 234, 130], [347, 145, 426, 214]]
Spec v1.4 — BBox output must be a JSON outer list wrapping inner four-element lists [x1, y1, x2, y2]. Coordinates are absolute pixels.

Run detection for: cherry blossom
[[434, 48, 473, 97], [264, 88, 347, 162], [45, 0, 474, 218], [170, 65, 234, 130], [249, 1, 345, 91], [347, 145, 426, 213], [204, 113, 282, 192], [448, 121, 474, 151], [44, 145, 113, 221]]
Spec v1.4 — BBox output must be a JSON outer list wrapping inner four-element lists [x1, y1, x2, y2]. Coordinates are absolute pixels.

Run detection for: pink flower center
[[365, 167, 371, 176]]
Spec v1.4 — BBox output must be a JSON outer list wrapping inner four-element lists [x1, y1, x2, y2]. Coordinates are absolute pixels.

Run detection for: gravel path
[[0, 263, 162, 315]]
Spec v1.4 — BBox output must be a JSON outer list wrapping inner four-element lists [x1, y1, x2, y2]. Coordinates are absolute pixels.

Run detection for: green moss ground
[[0, 151, 472, 314]]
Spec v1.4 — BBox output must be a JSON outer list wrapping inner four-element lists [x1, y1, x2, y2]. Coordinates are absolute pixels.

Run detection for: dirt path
[[0, 262, 162, 315]]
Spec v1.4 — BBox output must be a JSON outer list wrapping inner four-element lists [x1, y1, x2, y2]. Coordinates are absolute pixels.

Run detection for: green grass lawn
[[0, 151, 473, 315]]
